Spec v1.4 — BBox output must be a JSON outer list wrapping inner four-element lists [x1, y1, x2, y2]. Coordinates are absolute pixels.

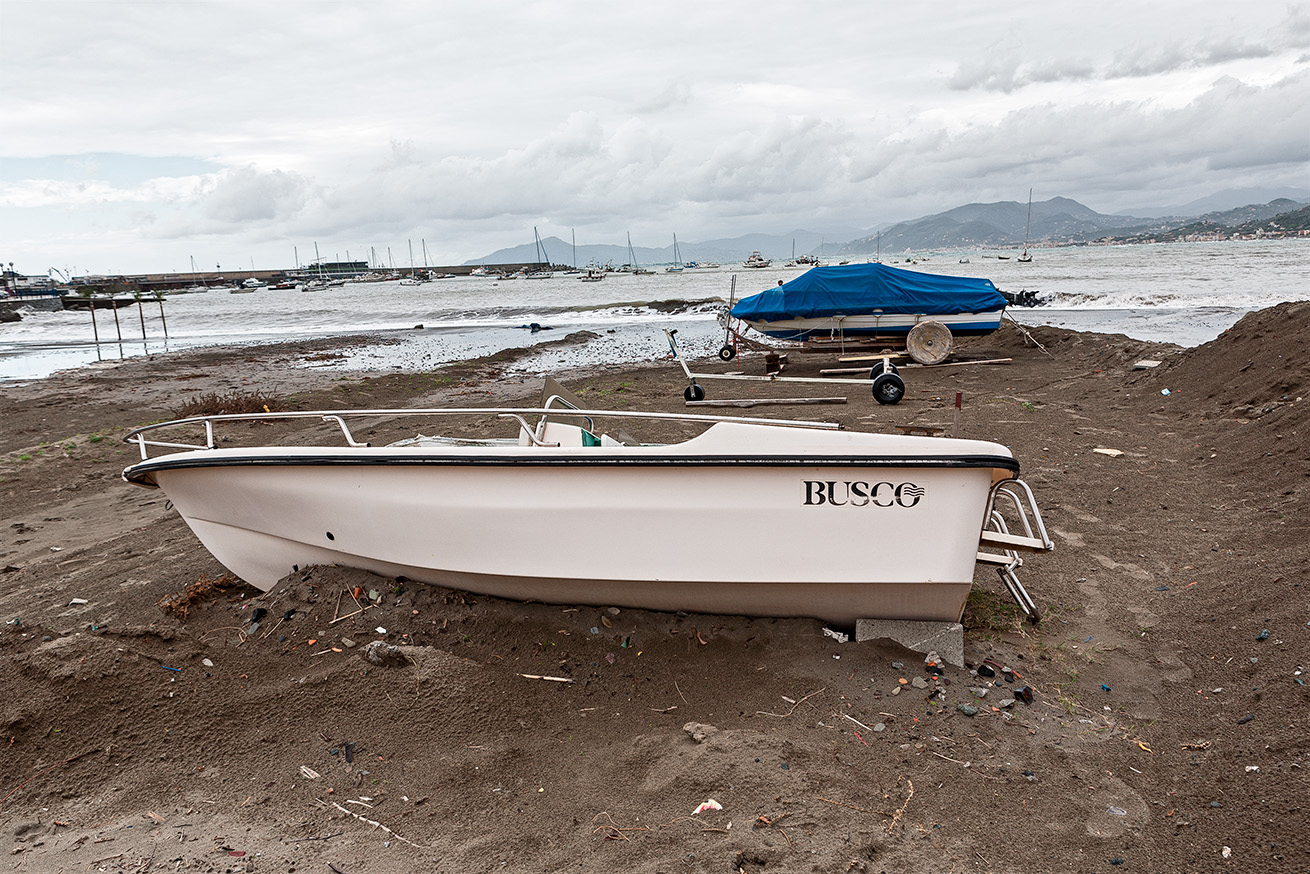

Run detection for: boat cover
[[731, 263, 1006, 321]]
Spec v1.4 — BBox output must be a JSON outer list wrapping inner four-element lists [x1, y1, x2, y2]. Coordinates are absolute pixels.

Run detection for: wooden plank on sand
[[686, 397, 848, 408], [836, 352, 909, 362], [900, 357, 1012, 368]]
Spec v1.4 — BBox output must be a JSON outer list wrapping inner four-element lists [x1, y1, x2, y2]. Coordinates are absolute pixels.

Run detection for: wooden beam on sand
[[836, 352, 909, 362], [686, 397, 847, 408], [901, 357, 1012, 369], [820, 357, 1012, 374]]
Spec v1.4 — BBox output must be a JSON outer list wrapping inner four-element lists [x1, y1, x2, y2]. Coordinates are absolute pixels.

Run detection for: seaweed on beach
[[172, 390, 285, 418], [157, 572, 242, 620]]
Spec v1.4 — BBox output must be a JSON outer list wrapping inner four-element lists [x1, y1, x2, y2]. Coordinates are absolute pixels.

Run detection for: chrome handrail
[[122, 406, 842, 459]]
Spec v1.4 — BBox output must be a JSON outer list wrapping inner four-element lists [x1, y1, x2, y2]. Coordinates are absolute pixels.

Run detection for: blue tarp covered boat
[[730, 263, 1008, 341]]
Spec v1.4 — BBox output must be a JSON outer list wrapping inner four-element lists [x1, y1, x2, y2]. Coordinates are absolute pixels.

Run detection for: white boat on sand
[[121, 385, 1052, 624]]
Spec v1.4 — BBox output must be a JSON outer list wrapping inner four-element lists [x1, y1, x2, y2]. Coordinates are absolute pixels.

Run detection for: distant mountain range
[[468, 189, 1309, 266]]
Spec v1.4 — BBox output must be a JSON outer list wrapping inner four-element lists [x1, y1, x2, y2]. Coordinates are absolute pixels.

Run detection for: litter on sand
[[692, 799, 723, 815]]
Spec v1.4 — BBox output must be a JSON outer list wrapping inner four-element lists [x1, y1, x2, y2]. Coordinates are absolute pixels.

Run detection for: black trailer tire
[[684, 383, 706, 402], [871, 372, 905, 405], [718, 345, 737, 361]]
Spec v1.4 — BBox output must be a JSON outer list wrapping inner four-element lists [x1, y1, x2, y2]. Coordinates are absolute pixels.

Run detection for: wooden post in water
[[111, 301, 124, 343], [156, 294, 168, 338], [136, 298, 147, 339], [88, 300, 100, 345]]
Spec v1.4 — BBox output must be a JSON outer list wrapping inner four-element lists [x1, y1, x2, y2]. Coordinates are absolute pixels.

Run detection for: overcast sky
[[3, 0, 1308, 276]]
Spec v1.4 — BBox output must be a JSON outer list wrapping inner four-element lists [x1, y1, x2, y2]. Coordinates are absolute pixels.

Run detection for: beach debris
[[517, 673, 574, 683], [1014, 686, 1035, 704], [1093, 448, 1124, 457], [1222, 846, 1232, 859], [67, 598, 89, 606], [683, 722, 718, 744], [692, 799, 722, 815], [157, 572, 240, 619], [202, 658, 214, 667], [360, 640, 409, 668], [300, 765, 321, 779], [1160, 388, 1172, 396], [330, 801, 427, 849], [1245, 765, 1260, 773], [1107, 806, 1127, 816], [1257, 629, 1270, 641], [1133, 360, 1162, 370], [822, 627, 849, 643], [1237, 713, 1256, 725]]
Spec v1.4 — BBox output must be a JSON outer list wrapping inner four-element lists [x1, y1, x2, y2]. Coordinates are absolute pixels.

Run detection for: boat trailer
[[665, 328, 908, 405]]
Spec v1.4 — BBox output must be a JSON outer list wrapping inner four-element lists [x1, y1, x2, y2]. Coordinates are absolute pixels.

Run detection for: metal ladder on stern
[[975, 479, 1055, 623]]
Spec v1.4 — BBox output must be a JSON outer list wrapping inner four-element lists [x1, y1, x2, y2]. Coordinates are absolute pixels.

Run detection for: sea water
[[1, 238, 1305, 382]]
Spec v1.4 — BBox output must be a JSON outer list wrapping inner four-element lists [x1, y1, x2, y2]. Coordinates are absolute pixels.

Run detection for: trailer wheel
[[684, 383, 706, 402], [871, 372, 905, 405], [718, 345, 737, 361]]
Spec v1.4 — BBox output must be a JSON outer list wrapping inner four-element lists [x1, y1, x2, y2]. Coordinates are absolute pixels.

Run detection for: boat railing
[[123, 406, 843, 460]]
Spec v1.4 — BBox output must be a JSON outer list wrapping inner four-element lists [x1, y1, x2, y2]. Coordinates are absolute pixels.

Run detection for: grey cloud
[[636, 80, 693, 114], [199, 166, 312, 224]]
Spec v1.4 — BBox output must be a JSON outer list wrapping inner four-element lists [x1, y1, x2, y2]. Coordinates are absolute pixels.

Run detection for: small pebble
[[1257, 629, 1269, 641], [956, 704, 978, 717]]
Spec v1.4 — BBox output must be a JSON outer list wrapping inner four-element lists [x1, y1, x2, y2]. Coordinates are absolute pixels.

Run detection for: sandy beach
[[1, 308, 1307, 873]]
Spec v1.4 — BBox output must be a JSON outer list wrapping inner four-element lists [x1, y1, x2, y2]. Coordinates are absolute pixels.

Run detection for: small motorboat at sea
[[121, 385, 1052, 624]]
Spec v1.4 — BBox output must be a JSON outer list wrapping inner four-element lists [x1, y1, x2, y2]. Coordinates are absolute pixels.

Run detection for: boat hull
[[740, 309, 1005, 341], [126, 424, 1019, 624]]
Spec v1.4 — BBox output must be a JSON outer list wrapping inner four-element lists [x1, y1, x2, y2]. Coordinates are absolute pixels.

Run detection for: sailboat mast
[[1020, 188, 1034, 261]]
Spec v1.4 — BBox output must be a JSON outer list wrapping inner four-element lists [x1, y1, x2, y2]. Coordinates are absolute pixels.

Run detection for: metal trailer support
[[664, 329, 907, 405]]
